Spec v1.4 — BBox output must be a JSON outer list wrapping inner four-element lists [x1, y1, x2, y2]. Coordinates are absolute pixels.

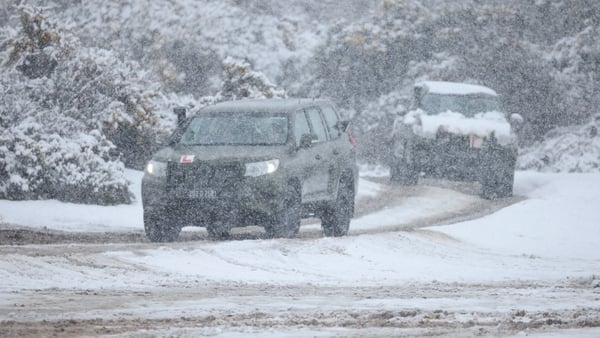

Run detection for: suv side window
[[321, 104, 340, 139], [295, 110, 311, 146], [306, 107, 328, 142]]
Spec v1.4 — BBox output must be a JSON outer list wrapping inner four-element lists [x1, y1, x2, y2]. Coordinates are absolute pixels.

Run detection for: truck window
[[295, 110, 311, 146], [306, 107, 328, 142], [321, 104, 340, 138]]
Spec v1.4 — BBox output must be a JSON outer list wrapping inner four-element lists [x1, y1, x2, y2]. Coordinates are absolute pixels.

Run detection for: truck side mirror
[[413, 86, 424, 108], [299, 133, 317, 149], [510, 113, 524, 131], [174, 107, 187, 125], [335, 120, 350, 133]]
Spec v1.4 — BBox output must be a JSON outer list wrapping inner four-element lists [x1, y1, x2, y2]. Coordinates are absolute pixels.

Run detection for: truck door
[[304, 106, 331, 199]]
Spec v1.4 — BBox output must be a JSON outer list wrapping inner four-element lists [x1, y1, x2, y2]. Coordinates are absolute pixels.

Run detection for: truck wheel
[[144, 208, 180, 242], [480, 152, 516, 200], [266, 183, 301, 238], [206, 224, 230, 240], [322, 177, 354, 237]]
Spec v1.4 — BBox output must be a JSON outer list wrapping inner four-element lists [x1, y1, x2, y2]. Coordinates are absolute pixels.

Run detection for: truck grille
[[436, 131, 472, 150], [167, 161, 243, 198]]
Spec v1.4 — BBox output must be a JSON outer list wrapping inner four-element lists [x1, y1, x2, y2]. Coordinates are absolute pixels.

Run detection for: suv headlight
[[244, 159, 279, 177], [146, 160, 167, 176]]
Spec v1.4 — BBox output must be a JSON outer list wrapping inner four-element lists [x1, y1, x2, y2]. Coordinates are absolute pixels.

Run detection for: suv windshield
[[420, 93, 501, 116], [180, 113, 288, 145]]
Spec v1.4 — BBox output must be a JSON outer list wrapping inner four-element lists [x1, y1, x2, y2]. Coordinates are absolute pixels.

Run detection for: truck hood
[[152, 145, 289, 164], [404, 110, 515, 145]]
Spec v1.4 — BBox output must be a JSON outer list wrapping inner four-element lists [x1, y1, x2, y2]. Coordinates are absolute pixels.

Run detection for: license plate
[[174, 189, 216, 199]]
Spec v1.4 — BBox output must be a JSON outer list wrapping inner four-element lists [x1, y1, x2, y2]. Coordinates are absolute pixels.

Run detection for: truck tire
[[206, 224, 230, 240], [390, 144, 419, 186], [144, 208, 180, 242], [266, 183, 301, 238], [480, 150, 516, 200], [322, 177, 354, 237]]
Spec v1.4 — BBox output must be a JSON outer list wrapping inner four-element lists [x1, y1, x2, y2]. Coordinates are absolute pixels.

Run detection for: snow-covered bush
[[6, 7, 169, 166], [518, 116, 600, 173], [0, 6, 168, 204], [546, 25, 600, 127], [0, 120, 131, 204], [218, 57, 286, 101]]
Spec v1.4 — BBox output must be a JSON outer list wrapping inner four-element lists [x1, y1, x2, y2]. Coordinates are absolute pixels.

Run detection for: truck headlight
[[244, 159, 279, 177], [146, 160, 167, 176]]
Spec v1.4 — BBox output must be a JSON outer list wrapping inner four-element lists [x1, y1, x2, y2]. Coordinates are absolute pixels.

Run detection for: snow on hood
[[405, 110, 514, 145], [417, 81, 498, 96]]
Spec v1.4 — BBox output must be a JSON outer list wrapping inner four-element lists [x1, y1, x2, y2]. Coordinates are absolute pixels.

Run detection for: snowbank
[[434, 171, 600, 260], [518, 117, 600, 172], [0, 170, 143, 232]]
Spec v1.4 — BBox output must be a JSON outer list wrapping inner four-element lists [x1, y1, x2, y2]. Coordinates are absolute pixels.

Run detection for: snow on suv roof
[[417, 81, 498, 96]]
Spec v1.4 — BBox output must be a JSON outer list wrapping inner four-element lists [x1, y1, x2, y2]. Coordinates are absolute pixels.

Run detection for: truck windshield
[[420, 93, 502, 116], [180, 113, 288, 145]]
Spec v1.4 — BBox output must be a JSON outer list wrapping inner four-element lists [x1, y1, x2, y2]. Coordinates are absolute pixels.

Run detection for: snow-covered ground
[[0, 170, 146, 233], [3, 170, 597, 286], [1, 169, 599, 336]]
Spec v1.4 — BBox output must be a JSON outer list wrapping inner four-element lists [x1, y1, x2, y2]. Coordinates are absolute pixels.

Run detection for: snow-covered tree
[[0, 120, 131, 204]]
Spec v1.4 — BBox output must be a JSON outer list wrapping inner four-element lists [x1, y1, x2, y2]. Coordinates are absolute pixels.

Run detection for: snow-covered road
[[1, 170, 599, 337]]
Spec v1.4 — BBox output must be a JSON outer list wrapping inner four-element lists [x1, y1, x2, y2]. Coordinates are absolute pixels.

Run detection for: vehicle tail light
[[346, 128, 358, 148]]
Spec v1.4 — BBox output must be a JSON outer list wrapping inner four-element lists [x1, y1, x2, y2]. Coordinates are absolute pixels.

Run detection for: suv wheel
[[266, 183, 301, 238], [322, 177, 354, 237], [144, 208, 180, 242], [480, 150, 516, 199]]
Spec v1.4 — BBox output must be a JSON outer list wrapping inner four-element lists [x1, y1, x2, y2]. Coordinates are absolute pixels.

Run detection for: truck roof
[[200, 98, 331, 114], [416, 81, 498, 97]]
